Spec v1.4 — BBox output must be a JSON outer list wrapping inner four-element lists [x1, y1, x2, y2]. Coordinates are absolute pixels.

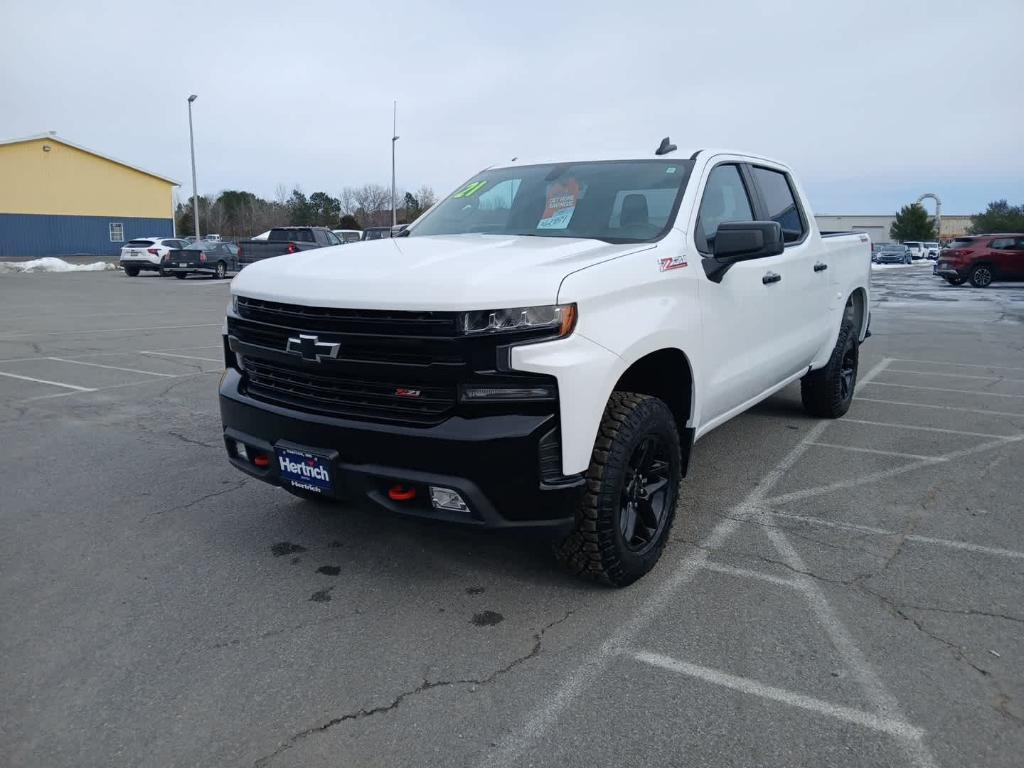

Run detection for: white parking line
[[140, 350, 221, 363], [46, 356, 177, 377], [482, 359, 912, 768], [702, 561, 800, 589], [890, 357, 1024, 373], [0, 323, 221, 339], [809, 442, 943, 462], [842, 419, 1013, 440], [0, 370, 96, 392], [771, 512, 1024, 561], [767, 435, 1023, 506], [21, 370, 219, 401], [886, 368, 1024, 383], [0, 345, 221, 364], [855, 397, 1024, 420], [865, 381, 1024, 399], [630, 650, 923, 739]]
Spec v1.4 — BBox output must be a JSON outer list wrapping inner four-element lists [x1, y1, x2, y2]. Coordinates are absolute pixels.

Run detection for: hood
[[231, 234, 653, 310]]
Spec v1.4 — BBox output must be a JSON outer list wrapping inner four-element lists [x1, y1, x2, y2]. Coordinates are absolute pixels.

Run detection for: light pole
[[391, 100, 399, 229], [187, 94, 200, 240]]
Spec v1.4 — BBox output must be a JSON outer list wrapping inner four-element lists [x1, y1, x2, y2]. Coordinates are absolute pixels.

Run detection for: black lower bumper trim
[[219, 369, 582, 528]]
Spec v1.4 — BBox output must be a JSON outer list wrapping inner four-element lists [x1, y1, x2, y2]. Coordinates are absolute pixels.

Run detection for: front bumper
[[219, 368, 583, 528]]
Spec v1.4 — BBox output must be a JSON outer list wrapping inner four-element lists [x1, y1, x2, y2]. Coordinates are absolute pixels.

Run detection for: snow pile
[[0, 257, 117, 274]]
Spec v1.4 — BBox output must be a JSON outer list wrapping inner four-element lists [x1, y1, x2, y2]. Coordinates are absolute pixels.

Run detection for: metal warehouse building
[[0, 133, 178, 257], [814, 214, 973, 244]]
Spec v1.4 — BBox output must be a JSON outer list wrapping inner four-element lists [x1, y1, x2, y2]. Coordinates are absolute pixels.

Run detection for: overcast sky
[[2, 0, 1021, 215]]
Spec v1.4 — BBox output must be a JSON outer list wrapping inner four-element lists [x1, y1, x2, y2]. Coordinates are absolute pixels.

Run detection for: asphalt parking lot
[[1, 263, 1022, 768]]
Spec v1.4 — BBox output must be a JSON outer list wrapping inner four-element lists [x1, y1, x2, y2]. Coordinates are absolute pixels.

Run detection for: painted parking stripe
[[771, 512, 1024, 561], [841, 419, 1014, 440], [0, 323, 221, 339], [0, 370, 96, 391], [21, 370, 220, 402], [864, 381, 1024, 399], [889, 357, 1024, 373], [140, 351, 222, 363], [0, 345, 221, 364], [885, 368, 1024, 383], [702, 561, 800, 589], [46, 356, 177, 377], [855, 397, 1024, 420], [630, 650, 923, 739], [808, 441, 944, 462]]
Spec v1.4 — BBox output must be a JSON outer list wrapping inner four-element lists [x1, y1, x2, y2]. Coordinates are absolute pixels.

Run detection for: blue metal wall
[[0, 213, 174, 257]]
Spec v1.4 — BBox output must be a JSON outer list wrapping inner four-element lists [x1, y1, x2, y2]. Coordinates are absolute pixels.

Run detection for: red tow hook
[[387, 484, 417, 501]]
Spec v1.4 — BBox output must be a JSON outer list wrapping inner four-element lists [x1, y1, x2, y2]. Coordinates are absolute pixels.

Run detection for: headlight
[[230, 294, 239, 314], [459, 304, 576, 337]]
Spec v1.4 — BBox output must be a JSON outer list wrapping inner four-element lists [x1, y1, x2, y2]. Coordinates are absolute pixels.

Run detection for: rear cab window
[[750, 167, 806, 243]]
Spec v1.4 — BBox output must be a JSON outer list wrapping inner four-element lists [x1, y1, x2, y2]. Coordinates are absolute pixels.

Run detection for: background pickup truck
[[220, 142, 871, 587], [235, 227, 343, 265], [164, 241, 241, 279]]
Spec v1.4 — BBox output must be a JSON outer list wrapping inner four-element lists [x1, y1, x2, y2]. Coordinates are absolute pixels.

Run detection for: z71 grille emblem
[[286, 334, 341, 363]]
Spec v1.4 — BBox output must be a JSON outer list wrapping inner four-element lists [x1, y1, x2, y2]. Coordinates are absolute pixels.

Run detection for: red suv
[[935, 234, 1024, 287]]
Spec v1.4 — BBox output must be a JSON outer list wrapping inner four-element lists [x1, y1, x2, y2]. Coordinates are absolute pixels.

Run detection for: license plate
[[275, 446, 334, 495], [179, 263, 188, 267]]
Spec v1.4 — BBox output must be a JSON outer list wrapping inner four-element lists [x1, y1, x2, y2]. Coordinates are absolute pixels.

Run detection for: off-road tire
[[215, 261, 227, 279], [175, 273, 187, 280], [801, 313, 858, 418], [555, 392, 681, 587], [123, 266, 140, 277], [969, 264, 993, 288]]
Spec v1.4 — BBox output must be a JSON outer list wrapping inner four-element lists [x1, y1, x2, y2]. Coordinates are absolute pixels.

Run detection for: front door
[[694, 163, 790, 424]]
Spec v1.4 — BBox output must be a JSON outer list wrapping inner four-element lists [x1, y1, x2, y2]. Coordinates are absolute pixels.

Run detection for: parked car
[[164, 241, 240, 279], [236, 227, 342, 264], [902, 241, 927, 260], [934, 234, 1024, 287], [219, 145, 871, 586], [332, 229, 363, 244], [120, 237, 190, 276], [362, 226, 392, 240], [925, 241, 940, 259], [875, 244, 912, 264]]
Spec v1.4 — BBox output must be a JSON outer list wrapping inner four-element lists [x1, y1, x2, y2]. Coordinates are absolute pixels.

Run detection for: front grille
[[236, 296, 459, 337], [244, 358, 456, 424]]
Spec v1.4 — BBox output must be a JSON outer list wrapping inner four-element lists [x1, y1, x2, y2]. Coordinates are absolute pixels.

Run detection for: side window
[[990, 237, 1013, 249], [1014, 238, 1024, 251], [751, 167, 805, 243], [326, 231, 341, 245], [696, 164, 754, 252]]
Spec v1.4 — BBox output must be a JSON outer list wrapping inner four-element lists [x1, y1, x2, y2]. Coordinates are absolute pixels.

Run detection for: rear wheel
[[123, 266, 139, 277], [904, 256, 912, 264], [969, 265, 993, 288], [555, 392, 681, 587], [175, 273, 187, 280], [214, 261, 227, 279], [801, 312, 858, 419]]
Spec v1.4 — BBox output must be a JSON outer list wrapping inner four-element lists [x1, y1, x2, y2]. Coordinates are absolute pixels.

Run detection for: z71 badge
[[658, 255, 689, 272]]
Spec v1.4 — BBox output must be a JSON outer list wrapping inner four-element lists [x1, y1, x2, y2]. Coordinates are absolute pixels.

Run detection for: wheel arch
[[612, 347, 696, 476]]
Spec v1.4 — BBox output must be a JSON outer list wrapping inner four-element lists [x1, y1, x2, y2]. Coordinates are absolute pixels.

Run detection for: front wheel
[[801, 313, 858, 419], [969, 265, 993, 288], [175, 273, 187, 280], [945, 276, 965, 286], [555, 392, 681, 587], [214, 261, 227, 279]]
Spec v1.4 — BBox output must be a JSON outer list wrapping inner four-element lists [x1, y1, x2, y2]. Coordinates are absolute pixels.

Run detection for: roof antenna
[[655, 137, 677, 156]]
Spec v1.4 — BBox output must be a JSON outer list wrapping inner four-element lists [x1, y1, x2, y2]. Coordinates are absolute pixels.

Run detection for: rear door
[[988, 237, 1016, 278], [1011, 238, 1024, 278], [747, 164, 831, 371]]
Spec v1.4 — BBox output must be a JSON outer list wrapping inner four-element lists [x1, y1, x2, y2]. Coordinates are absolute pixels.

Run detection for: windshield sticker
[[666, 166, 677, 174], [453, 180, 488, 199], [537, 178, 580, 230]]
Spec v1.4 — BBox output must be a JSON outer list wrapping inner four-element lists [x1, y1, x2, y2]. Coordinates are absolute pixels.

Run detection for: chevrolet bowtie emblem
[[286, 334, 341, 363]]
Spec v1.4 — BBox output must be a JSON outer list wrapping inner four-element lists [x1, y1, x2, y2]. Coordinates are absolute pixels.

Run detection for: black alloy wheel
[[619, 435, 672, 553]]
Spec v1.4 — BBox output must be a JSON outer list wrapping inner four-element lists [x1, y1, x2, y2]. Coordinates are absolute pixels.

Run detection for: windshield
[[880, 245, 905, 252], [410, 160, 695, 244]]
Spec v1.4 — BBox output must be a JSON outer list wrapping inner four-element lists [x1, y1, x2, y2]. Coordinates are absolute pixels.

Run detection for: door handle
[[813, 262, 828, 272], [762, 271, 781, 285]]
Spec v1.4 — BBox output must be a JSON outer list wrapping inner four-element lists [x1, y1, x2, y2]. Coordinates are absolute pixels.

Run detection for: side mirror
[[704, 221, 785, 283]]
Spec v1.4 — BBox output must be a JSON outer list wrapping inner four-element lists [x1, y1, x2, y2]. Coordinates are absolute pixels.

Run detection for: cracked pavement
[[1, 267, 1023, 767]]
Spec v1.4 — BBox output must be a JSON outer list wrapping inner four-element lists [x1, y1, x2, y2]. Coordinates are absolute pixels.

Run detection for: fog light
[[460, 384, 556, 401], [430, 486, 469, 512], [235, 441, 249, 460]]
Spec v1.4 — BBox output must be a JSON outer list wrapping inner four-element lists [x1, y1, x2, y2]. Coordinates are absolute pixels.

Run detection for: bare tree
[[353, 183, 392, 227], [415, 185, 437, 211], [274, 183, 288, 206]]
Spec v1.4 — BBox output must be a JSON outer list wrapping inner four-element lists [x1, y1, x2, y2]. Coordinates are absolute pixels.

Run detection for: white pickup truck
[[220, 142, 871, 586]]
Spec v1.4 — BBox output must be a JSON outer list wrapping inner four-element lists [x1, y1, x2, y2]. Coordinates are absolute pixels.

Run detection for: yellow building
[[0, 133, 178, 257]]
